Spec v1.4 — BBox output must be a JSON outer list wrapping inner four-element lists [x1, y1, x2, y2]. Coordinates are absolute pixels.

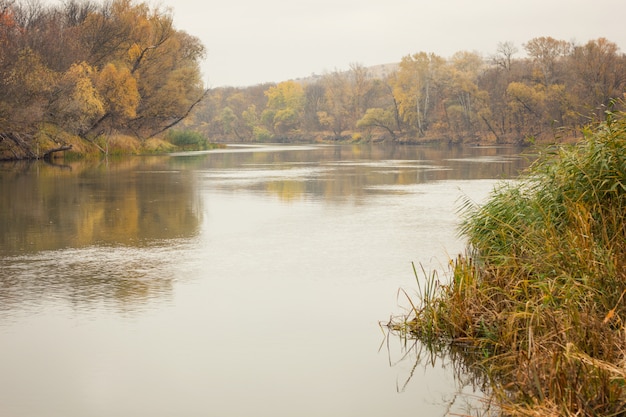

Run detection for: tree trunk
[[43, 145, 73, 161], [0, 132, 73, 161]]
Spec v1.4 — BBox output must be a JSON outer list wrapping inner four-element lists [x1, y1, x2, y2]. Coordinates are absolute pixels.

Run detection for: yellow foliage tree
[[1, 48, 56, 129], [50, 62, 105, 134], [506, 81, 547, 140], [393, 52, 446, 136], [96, 62, 140, 120], [262, 81, 304, 134], [446, 51, 486, 139], [78, 0, 205, 138]]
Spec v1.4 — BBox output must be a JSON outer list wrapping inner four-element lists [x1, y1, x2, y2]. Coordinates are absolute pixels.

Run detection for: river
[[0, 143, 529, 417]]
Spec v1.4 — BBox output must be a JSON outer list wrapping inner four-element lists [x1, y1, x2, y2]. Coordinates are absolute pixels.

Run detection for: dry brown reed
[[391, 102, 626, 416]]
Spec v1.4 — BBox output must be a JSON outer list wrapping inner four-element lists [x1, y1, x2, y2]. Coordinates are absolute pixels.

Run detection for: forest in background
[[1, 0, 625, 158], [0, 0, 206, 159], [190, 37, 626, 145]]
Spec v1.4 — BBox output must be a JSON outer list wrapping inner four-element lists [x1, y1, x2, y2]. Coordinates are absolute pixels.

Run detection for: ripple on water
[[0, 240, 199, 316]]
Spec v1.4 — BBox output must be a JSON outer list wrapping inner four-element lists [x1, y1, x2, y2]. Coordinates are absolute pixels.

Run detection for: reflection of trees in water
[[0, 157, 201, 311], [174, 144, 531, 202], [380, 328, 499, 416], [0, 158, 202, 254], [0, 144, 531, 314]]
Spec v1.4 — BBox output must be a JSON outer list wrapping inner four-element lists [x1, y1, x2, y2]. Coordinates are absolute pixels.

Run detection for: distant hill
[[365, 63, 400, 78], [290, 63, 400, 85]]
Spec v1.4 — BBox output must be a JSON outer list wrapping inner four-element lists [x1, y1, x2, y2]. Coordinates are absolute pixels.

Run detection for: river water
[[0, 144, 529, 417]]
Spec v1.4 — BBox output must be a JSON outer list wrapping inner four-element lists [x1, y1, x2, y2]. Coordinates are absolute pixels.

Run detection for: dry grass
[[391, 103, 626, 416]]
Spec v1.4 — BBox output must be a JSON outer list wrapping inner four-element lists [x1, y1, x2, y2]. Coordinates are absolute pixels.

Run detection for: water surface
[[0, 144, 528, 416]]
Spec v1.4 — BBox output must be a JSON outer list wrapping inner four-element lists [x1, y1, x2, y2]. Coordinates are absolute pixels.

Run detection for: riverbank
[[391, 105, 626, 416], [0, 120, 573, 162], [0, 127, 226, 161]]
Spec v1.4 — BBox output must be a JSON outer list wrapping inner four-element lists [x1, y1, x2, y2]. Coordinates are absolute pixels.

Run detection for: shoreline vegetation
[[0, 127, 224, 162], [0, 0, 207, 162], [389, 103, 626, 416]]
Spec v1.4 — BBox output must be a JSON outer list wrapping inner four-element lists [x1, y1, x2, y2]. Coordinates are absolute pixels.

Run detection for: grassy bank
[[0, 126, 224, 161], [391, 104, 626, 416]]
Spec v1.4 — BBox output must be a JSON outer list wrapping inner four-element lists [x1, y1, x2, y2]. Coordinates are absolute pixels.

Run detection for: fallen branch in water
[[43, 144, 72, 161]]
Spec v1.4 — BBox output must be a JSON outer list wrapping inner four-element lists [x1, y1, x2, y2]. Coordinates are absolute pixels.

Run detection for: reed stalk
[[391, 102, 626, 416]]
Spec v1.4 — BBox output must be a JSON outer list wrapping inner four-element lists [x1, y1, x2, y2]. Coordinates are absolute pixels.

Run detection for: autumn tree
[[317, 70, 352, 138], [567, 38, 626, 119], [191, 85, 268, 142], [0, 0, 206, 153], [218, 107, 240, 140], [95, 63, 140, 121], [86, 0, 206, 138], [392, 52, 447, 136], [0, 1, 27, 130], [524, 36, 571, 86], [445, 51, 486, 140], [79, 1, 133, 66], [48, 62, 104, 135], [262, 81, 304, 135], [356, 108, 397, 140], [355, 74, 401, 140], [478, 42, 531, 142], [1, 48, 56, 130], [506, 81, 546, 141], [347, 62, 372, 123], [0, 0, 18, 63], [303, 83, 325, 132]]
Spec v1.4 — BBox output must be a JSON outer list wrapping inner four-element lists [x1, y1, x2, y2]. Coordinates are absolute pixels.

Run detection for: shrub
[[166, 130, 208, 150], [253, 126, 273, 142]]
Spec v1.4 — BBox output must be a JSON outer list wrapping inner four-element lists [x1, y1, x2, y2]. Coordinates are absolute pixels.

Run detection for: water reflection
[[0, 144, 532, 417], [0, 158, 202, 254], [381, 329, 500, 416], [0, 243, 191, 315], [0, 144, 530, 314], [0, 158, 202, 314], [178, 143, 530, 203]]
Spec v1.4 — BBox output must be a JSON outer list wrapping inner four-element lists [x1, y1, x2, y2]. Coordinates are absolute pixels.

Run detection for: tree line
[[0, 0, 206, 158], [1, 0, 624, 155], [191, 37, 626, 144]]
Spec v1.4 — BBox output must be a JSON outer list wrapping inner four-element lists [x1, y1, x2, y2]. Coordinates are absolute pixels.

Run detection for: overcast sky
[[46, 0, 626, 87]]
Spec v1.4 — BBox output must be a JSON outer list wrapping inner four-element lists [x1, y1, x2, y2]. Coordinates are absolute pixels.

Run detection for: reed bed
[[391, 104, 626, 416]]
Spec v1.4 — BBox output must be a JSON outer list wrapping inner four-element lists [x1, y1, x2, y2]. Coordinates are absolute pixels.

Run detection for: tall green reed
[[392, 102, 626, 416]]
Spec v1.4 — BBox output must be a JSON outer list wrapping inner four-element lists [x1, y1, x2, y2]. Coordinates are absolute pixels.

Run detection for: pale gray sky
[[49, 0, 626, 87], [171, 0, 626, 87]]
